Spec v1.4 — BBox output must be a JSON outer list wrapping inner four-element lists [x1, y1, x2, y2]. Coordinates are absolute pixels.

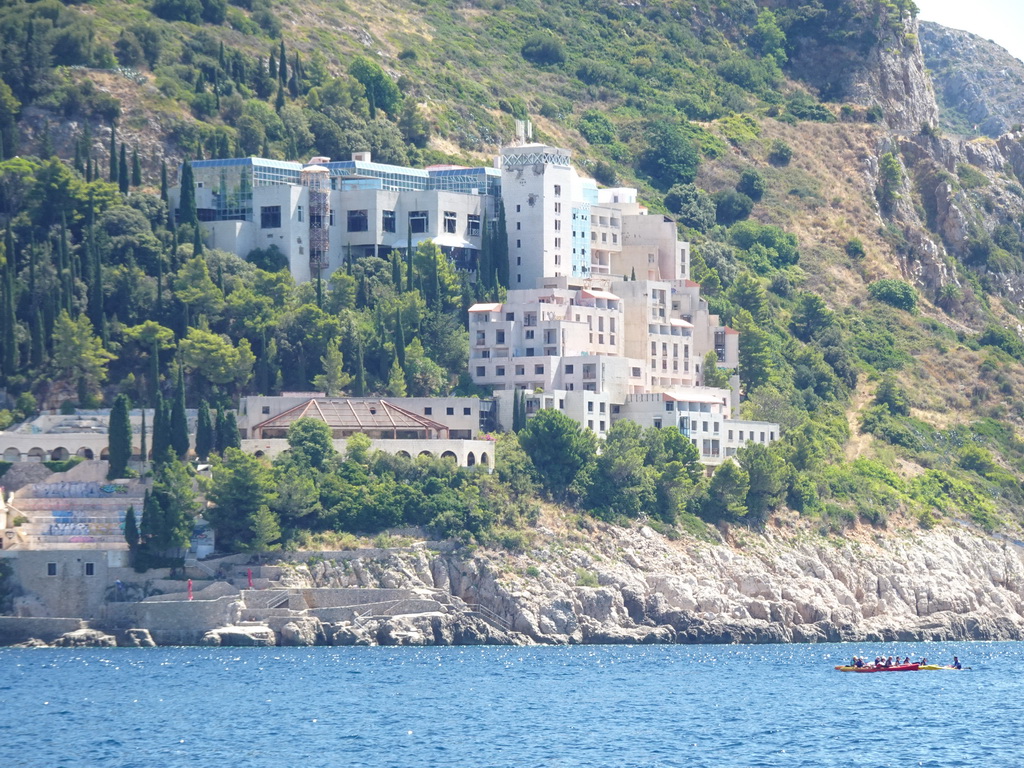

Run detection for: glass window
[[85, 562, 95, 576], [463, 407, 472, 415], [382, 210, 396, 232], [260, 206, 281, 229], [410, 210, 428, 233], [425, 407, 432, 415], [347, 210, 368, 232], [444, 211, 457, 234], [476, 366, 485, 377], [467, 214, 481, 237], [496, 366, 505, 376], [535, 364, 544, 374], [565, 364, 574, 374], [297, 205, 303, 222], [554, 184, 561, 197], [47, 563, 57, 576], [446, 407, 454, 415]]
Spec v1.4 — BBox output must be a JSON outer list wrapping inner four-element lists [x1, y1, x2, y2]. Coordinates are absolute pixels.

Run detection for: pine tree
[[131, 147, 142, 187], [386, 356, 407, 397], [247, 505, 281, 552], [222, 411, 240, 451], [107, 393, 133, 479], [170, 364, 189, 458], [195, 399, 213, 461]]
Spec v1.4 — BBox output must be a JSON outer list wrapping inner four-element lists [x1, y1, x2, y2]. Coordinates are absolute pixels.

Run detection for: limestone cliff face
[[782, 3, 938, 132], [288, 522, 1024, 644], [919, 21, 1024, 138]]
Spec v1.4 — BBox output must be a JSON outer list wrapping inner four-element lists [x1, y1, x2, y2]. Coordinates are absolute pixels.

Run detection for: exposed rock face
[[920, 22, 1024, 138], [784, 5, 938, 132], [52, 628, 118, 648], [118, 628, 156, 648], [200, 625, 276, 647], [281, 522, 1024, 645]]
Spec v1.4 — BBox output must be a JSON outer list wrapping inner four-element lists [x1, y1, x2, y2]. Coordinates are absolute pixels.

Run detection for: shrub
[[577, 110, 615, 145], [767, 139, 792, 166], [714, 190, 754, 225], [845, 238, 865, 258], [521, 31, 566, 65], [867, 279, 917, 312], [575, 567, 599, 587], [736, 169, 767, 201]]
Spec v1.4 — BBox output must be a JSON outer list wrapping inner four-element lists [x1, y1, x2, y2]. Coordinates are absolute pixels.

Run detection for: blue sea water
[[0, 642, 1020, 768]]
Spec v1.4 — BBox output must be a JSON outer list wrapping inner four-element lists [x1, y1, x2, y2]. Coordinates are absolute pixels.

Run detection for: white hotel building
[[171, 143, 779, 463]]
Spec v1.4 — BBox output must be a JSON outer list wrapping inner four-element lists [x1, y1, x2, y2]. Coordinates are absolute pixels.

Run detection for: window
[[654, 419, 662, 429], [506, 312, 515, 321], [525, 330, 534, 340], [310, 212, 324, 228], [516, 221, 521, 230], [85, 562, 95, 576], [382, 210, 396, 233], [424, 407, 433, 415], [516, 239, 521, 248], [463, 407, 472, 415], [410, 210, 428, 234], [666, 403, 674, 411], [535, 364, 544, 374], [565, 364, 574, 374], [517, 256, 522, 265], [444, 211, 457, 234], [554, 184, 562, 197], [297, 205, 303, 222], [496, 331, 505, 344], [516, 204, 521, 213], [467, 214, 481, 237], [588, 402, 594, 412], [554, 220, 561, 231], [554, 202, 561, 213], [47, 562, 57, 576], [446, 407, 454, 415], [260, 206, 281, 229], [554, 237, 561, 248], [476, 366, 485, 377], [515, 365, 525, 375], [728, 430, 733, 440], [262, 406, 271, 415], [329, 210, 335, 226], [496, 366, 505, 376], [347, 209, 368, 232]]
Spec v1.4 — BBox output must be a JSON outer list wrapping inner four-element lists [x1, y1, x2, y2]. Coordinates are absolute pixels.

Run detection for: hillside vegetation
[[4, 0, 1024, 556]]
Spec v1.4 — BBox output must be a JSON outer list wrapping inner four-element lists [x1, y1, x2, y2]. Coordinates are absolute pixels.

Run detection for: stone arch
[[480, 452, 489, 466], [27, 447, 46, 462], [254, 450, 266, 458], [466, 451, 476, 466], [77, 447, 94, 459], [50, 447, 70, 461], [396, 450, 411, 459], [2, 447, 20, 462], [418, 450, 433, 458], [440, 451, 457, 462], [99, 448, 110, 460]]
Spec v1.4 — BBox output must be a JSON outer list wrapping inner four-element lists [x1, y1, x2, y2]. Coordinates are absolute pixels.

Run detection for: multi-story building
[[170, 141, 778, 463], [171, 154, 499, 284]]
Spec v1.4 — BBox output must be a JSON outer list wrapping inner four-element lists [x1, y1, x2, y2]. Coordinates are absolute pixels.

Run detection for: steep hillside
[[5, 0, 1024, 545]]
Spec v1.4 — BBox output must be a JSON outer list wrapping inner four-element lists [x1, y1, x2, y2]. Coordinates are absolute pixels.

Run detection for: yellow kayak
[[919, 664, 958, 670]]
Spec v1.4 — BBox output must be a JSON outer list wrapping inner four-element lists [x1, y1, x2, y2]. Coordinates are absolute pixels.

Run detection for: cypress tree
[[495, 202, 509, 288], [268, 50, 276, 79], [278, 40, 287, 82], [406, 227, 414, 292], [140, 406, 147, 463], [222, 411, 240, 451], [395, 308, 406, 370], [192, 224, 204, 256], [151, 393, 169, 460], [109, 124, 118, 182], [392, 250, 402, 293], [215, 408, 228, 456], [118, 143, 129, 194], [195, 398, 213, 461], [131, 147, 141, 187], [107, 394, 132, 479], [170, 364, 189, 458], [1, 237, 16, 381], [160, 160, 168, 202], [178, 160, 198, 227], [124, 505, 139, 552], [354, 337, 366, 396]]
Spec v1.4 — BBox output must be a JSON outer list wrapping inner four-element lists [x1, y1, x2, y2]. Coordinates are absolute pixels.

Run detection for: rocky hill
[[920, 21, 1024, 138]]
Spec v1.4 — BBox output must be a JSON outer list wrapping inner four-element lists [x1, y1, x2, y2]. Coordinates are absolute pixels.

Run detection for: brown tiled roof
[[252, 399, 449, 439]]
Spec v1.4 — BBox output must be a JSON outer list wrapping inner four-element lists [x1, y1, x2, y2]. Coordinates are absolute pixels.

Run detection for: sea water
[[0, 642, 1020, 768]]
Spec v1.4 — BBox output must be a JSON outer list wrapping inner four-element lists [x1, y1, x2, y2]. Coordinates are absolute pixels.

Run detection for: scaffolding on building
[[302, 165, 331, 276]]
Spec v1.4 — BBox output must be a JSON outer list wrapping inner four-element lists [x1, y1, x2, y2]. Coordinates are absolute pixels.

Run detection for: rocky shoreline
[[6, 515, 1024, 649]]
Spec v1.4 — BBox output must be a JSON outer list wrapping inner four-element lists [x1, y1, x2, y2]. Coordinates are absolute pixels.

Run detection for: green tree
[[170, 364, 189, 459], [349, 56, 402, 118], [123, 505, 139, 552], [518, 409, 596, 500], [738, 442, 787, 523], [703, 350, 730, 388], [138, 455, 197, 567], [874, 373, 910, 416], [286, 417, 336, 470], [177, 159, 198, 227], [386, 355, 407, 396], [789, 293, 834, 342], [588, 420, 657, 520], [195, 398, 213, 461], [734, 308, 774, 391], [247, 505, 282, 552], [877, 152, 903, 213], [107, 393, 133, 479], [312, 338, 352, 396], [50, 310, 115, 396], [206, 447, 275, 551], [637, 121, 700, 190], [697, 459, 749, 523]]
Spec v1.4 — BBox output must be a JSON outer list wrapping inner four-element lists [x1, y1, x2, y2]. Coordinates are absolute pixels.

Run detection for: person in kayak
[[952, 656, 962, 669]]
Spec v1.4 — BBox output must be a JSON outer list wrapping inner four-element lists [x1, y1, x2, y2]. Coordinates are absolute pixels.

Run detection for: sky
[[915, 0, 1024, 61]]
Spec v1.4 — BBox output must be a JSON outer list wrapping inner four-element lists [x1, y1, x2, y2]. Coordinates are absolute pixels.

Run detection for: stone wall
[[0, 617, 85, 644]]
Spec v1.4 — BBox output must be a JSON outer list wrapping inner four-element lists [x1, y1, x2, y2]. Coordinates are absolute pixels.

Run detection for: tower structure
[[302, 163, 331, 277]]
